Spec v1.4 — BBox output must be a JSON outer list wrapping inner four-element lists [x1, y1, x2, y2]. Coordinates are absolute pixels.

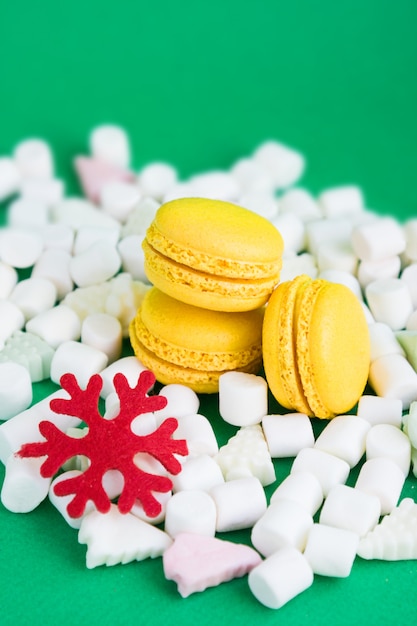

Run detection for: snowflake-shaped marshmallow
[[18, 370, 188, 518]]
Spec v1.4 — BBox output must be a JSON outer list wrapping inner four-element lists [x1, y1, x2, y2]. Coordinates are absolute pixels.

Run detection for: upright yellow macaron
[[129, 287, 265, 393], [263, 275, 370, 418], [142, 197, 284, 312]]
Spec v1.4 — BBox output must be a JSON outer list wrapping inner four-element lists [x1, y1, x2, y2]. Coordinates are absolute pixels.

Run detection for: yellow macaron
[[129, 287, 265, 393], [262, 274, 370, 418], [142, 197, 284, 312]]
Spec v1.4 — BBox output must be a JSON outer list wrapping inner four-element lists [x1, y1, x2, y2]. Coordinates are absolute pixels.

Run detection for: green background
[[1, 1, 417, 624]]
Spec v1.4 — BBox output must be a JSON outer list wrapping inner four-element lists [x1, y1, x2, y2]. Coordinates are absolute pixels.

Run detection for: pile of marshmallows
[[1, 126, 417, 609]]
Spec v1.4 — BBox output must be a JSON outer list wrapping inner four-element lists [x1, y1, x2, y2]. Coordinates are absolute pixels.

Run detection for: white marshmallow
[[69, 240, 121, 288], [51, 198, 120, 231], [1, 455, 51, 513], [351, 217, 406, 261], [20, 177, 64, 206], [314, 415, 371, 468], [50, 340, 108, 388], [369, 353, 417, 409], [253, 141, 305, 189], [401, 263, 417, 309], [0, 362, 32, 420], [89, 124, 131, 169], [138, 162, 178, 200], [368, 322, 405, 362], [39, 223, 74, 253], [26, 305, 81, 348], [306, 218, 352, 257], [164, 490, 217, 538], [317, 241, 358, 275], [49, 470, 96, 529], [121, 197, 160, 237], [357, 395, 403, 427], [0, 262, 18, 298], [172, 413, 219, 458], [262, 413, 315, 458], [0, 299, 25, 345], [318, 185, 364, 218], [218, 372, 268, 426], [81, 313, 122, 363], [188, 171, 240, 202], [162, 182, 197, 203], [270, 471, 323, 517], [99, 356, 148, 399], [99, 180, 141, 222], [366, 423, 411, 475], [210, 476, 267, 532], [7, 197, 50, 229], [0, 157, 21, 200], [358, 256, 402, 288], [318, 269, 362, 300], [0, 389, 81, 464], [404, 219, 417, 261], [0, 228, 43, 268], [130, 489, 172, 525], [13, 138, 54, 179], [238, 192, 278, 220], [355, 457, 406, 515], [154, 384, 200, 423], [251, 499, 313, 556], [271, 213, 305, 253], [72, 225, 120, 256], [9, 277, 57, 321], [278, 252, 318, 282], [366, 278, 413, 330], [279, 188, 321, 221], [117, 235, 147, 282], [230, 158, 274, 195], [31, 248, 74, 299], [170, 454, 224, 493], [291, 447, 350, 497], [248, 547, 313, 610], [304, 523, 359, 577], [319, 484, 381, 537]]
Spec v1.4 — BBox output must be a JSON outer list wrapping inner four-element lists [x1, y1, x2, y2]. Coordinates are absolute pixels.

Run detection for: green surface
[[1, 1, 417, 624]]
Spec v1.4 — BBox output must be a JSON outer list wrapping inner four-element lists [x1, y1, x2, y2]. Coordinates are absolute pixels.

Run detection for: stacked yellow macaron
[[129, 197, 284, 392]]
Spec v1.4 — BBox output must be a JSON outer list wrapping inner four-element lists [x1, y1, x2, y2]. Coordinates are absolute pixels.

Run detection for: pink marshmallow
[[163, 532, 261, 597]]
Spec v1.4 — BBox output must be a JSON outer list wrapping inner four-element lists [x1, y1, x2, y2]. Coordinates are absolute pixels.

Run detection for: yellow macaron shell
[[129, 287, 264, 393], [263, 275, 370, 418], [143, 198, 283, 312]]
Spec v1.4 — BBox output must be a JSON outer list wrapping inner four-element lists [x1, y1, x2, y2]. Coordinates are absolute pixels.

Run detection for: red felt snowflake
[[18, 370, 188, 518]]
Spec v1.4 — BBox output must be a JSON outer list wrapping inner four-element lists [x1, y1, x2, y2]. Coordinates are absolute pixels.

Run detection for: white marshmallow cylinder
[[117, 235, 147, 282], [365, 424, 411, 475], [50, 340, 108, 388], [278, 188, 321, 221], [262, 413, 315, 458], [366, 278, 413, 330], [401, 263, 417, 309], [253, 141, 305, 189], [303, 523, 359, 578], [81, 313, 122, 363], [31, 248, 74, 299], [318, 185, 364, 218], [0, 262, 18, 298], [164, 490, 217, 538], [13, 138, 54, 179], [0, 228, 43, 269], [1, 455, 51, 513], [72, 225, 120, 256], [270, 471, 323, 516], [7, 197, 50, 229], [270, 213, 305, 253], [69, 240, 121, 288], [368, 322, 405, 361], [319, 484, 381, 537], [170, 454, 224, 493], [0, 157, 21, 200], [9, 277, 57, 321], [99, 180, 141, 222], [357, 256, 402, 289], [251, 499, 313, 556], [355, 457, 406, 515], [172, 413, 219, 458], [291, 447, 350, 497], [351, 217, 406, 261], [210, 476, 267, 532], [26, 305, 81, 349], [314, 415, 371, 468], [0, 299, 25, 345], [248, 547, 313, 610], [98, 356, 148, 399], [356, 395, 403, 427], [20, 178, 64, 207], [130, 489, 172, 526], [369, 354, 417, 410], [218, 372, 268, 426], [89, 125, 130, 169], [154, 384, 200, 423], [139, 162, 178, 201], [317, 242, 358, 275], [318, 268, 362, 299], [0, 362, 33, 420]]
